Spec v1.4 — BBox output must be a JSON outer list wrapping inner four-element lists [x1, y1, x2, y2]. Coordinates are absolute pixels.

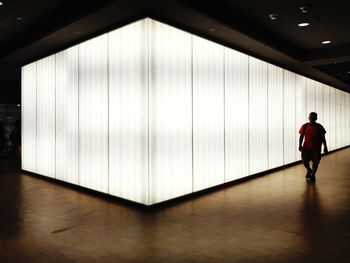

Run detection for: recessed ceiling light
[[299, 6, 308, 13], [17, 104, 20, 107], [322, 40, 331, 44], [0, 2, 3, 6], [298, 22, 310, 27], [17, 17, 22, 21], [269, 14, 279, 20]]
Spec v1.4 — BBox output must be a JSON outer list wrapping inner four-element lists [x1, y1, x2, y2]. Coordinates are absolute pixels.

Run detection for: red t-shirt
[[299, 123, 326, 149]]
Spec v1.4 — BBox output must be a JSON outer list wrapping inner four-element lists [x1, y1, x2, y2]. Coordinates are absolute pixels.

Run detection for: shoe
[[305, 170, 312, 180], [309, 175, 316, 182]]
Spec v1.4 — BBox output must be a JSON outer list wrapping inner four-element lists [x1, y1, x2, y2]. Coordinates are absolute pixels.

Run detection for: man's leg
[[301, 149, 312, 179], [311, 162, 319, 175], [310, 149, 321, 182], [309, 162, 318, 182]]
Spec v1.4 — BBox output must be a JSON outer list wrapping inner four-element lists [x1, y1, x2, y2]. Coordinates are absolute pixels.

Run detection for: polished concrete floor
[[0, 148, 349, 263]]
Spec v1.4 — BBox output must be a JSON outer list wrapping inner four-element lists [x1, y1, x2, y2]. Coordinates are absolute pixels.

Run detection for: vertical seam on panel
[[305, 79, 307, 122], [191, 34, 194, 192], [21, 68, 23, 170], [107, 34, 110, 194], [334, 90, 336, 148], [314, 81, 316, 113], [147, 20, 150, 205], [223, 47, 226, 183], [294, 74, 297, 161], [77, 45, 80, 186], [282, 70, 285, 165], [321, 84, 323, 134], [54, 56, 56, 179], [266, 63, 269, 169], [247, 57, 250, 175], [36, 62, 38, 173]]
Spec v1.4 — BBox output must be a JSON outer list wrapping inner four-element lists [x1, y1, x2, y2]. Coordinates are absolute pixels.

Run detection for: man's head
[[308, 112, 318, 124]]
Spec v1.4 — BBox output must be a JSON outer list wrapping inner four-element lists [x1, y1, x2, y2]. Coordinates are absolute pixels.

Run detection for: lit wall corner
[[224, 48, 249, 181], [283, 70, 296, 164], [148, 19, 193, 204], [193, 35, 225, 191], [36, 55, 56, 178], [21, 62, 37, 173], [78, 34, 109, 193], [248, 56, 268, 174], [108, 19, 149, 205], [55, 46, 79, 184], [267, 64, 284, 169], [295, 75, 307, 158]]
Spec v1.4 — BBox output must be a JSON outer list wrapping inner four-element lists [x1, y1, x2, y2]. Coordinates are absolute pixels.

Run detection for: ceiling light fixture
[[298, 22, 310, 27], [0, 2, 3, 6], [322, 40, 331, 44], [299, 6, 308, 13], [17, 17, 22, 21], [209, 28, 216, 32], [269, 14, 279, 20]]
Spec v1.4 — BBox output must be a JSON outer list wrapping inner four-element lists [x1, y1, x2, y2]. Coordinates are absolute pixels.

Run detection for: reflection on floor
[[0, 148, 349, 263]]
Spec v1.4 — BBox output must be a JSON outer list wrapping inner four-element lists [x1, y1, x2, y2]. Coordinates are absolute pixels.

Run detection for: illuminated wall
[[193, 35, 225, 191], [55, 46, 79, 184], [22, 18, 350, 205], [149, 20, 193, 203]]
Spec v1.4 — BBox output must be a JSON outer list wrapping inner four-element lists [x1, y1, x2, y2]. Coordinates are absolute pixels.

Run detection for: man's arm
[[299, 134, 304, 152], [320, 125, 328, 154], [322, 133, 328, 153]]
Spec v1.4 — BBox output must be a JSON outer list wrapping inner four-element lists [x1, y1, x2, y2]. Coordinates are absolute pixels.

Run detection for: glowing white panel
[[21, 63, 37, 173], [295, 75, 307, 158], [283, 70, 296, 164], [267, 64, 283, 168], [322, 85, 330, 150], [306, 78, 316, 114], [345, 93, 350, 145], [315, 82, 323, 123], [36, 55, 56, 178], [249, 57, 268, 174], [335, 89, 342, 148], [346, 92, 348, 146], [109, 20, 148, 204], [224, 48, 249, 181], [329, 88, 336, 150], [55, 47, 79, 184], [79, 34, 108, 193], [340, 91, 346, 147], [149, 20, 193, 203], [193, 35, 224, 191]]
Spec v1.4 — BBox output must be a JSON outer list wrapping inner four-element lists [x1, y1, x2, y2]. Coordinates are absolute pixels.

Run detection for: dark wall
[[0, 76, 21, 104]]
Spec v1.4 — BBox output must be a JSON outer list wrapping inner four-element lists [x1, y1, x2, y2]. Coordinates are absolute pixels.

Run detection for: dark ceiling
[[1, 0, 350, 103]]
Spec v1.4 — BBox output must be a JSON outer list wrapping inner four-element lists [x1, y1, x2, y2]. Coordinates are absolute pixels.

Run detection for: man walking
[[299, 112, 328, 182]]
